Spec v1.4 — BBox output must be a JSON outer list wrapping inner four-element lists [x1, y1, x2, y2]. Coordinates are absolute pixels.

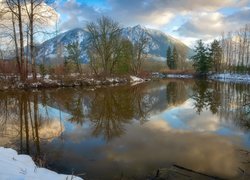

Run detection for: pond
[[0, 79, 250, 179]]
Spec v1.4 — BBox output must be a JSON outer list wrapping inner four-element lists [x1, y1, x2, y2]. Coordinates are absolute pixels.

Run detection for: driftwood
[[150, 164, 226, 180], [173, 164, 225, 180]]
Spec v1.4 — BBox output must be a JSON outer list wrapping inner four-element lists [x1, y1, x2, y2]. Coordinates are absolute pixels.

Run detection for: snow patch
[[166, 74, 193, 79], [130, 76, 143, 82], [209, 73, 250, 83], [0, 147, 83, 180]]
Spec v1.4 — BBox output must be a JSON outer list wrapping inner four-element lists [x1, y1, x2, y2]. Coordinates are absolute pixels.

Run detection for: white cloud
[[55, 0, 250, 46], [175, 8, 250, 45], [176, 12, 225, 38]]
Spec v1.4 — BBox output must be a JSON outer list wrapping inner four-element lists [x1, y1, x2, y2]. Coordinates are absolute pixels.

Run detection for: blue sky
[[55, 0, 250, 46]]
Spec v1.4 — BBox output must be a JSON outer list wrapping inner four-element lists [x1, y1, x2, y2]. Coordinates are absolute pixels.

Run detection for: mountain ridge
[[36, 25, 193, 64]]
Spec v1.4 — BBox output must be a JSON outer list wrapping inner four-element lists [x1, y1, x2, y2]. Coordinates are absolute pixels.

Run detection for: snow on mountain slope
[[122, 25, 193, 59], [36, 25, 193, 64]]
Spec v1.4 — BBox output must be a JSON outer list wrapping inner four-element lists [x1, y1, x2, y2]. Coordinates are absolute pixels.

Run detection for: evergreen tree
[[192, 40, 211, 74], [115, 39, 133, 74], [209, 40, 222, 72], [172, 46, 178, 69], [166, 46, 172, 69], [39, 64, 46, 78], [166, 46, 179, 70], [65, 41, 82, 74]]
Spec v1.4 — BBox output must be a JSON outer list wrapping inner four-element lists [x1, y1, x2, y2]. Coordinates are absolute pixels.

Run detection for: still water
[[0, 79, 250, 179]]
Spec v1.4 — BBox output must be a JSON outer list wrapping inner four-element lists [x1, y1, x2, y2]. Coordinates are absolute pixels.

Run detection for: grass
[[160, 69, 195, 75]]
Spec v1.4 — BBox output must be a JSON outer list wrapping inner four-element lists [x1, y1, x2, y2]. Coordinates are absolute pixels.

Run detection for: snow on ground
[[130, 76, 145, 86], [209, 73, 250, 83], [0, 147, 82, 180], [130, 76, 144, 82], [165, 74, 193, 79]]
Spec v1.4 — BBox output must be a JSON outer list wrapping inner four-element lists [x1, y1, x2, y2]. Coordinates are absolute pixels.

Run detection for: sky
[[54, 0, 250, 46]]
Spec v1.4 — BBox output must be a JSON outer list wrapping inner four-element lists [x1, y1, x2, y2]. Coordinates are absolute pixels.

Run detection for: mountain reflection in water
[[0, 79, 250, 179]]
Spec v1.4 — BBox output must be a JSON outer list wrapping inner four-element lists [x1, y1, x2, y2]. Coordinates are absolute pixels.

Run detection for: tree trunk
[[30, 1, 37, 80], [11, 13, 21, 74], [17, 0, 26, 81]]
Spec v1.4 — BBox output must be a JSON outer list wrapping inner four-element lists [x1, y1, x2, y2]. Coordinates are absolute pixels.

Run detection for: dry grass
[[160, 68, 195, 75]]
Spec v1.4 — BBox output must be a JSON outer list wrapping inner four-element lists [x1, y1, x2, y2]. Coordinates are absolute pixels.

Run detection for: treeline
[[64, 16, 149, 77], [192, 24, 250, 75], [0, 11, 150, 80], [65, 19, 192, 76], [166, 45, 190, 71], [86, 17, 149, 76], [221, 24, 250, 73]]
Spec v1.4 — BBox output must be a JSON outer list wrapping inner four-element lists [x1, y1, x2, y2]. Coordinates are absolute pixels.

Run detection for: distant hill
[[36, 25, 193, 64]]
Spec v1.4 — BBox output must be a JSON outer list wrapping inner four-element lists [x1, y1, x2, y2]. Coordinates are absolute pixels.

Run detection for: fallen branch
[[173, 164, 225, 180]]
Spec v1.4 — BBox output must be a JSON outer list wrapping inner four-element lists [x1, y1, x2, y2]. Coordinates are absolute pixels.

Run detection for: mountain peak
[[133, 24, 143, 29]]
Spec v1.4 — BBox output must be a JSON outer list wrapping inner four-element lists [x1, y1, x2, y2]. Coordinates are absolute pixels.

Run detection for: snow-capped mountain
[[36, 28, 89, 64], [36, 25, 193, 64]]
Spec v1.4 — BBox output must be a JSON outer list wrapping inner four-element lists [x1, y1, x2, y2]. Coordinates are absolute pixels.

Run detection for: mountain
[[36, 25, 193, 64], [122, 25, 193, 60], [36, 28, 89, 64]]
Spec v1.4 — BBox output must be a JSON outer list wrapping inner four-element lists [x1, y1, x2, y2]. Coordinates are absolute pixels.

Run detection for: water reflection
[[166, 81, 189, 106], [103, 121, 240, 179], [89, 86, 155, 140], [0, 80, 250, 179], [0, 91, 59, 162], [192, 80, 250, 131]]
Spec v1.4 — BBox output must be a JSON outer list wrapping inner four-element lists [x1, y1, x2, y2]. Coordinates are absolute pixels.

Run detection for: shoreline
[[161, 72, 250, 83], [0, 147, 83, 180], [0, 75, 150, 91], [1, 146, 249, 180], [209, 73, 250, 83], [1, 73, 250, 91]]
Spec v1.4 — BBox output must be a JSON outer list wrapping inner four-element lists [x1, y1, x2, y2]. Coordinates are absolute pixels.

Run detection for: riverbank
[[0, 147, 82, 180], [162, 72, 250, 83], [1, 72, 250, 91], [0, 74, 149, 91]]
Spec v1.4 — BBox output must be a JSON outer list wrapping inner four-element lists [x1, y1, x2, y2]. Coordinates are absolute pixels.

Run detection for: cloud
[[106, 0, 248, 29], [58, 0, 102, 31], [176, 12, 225, 40], [176, 8, 250, 43], [58, 0, 248, 29], [56, 0, 250, 45], [108, 0, 244, 12]]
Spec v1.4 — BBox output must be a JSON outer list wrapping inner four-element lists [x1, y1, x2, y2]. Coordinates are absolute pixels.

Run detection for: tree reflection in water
[[88, 85, 159, 141], [192, 80, 250, 131], [0, 90, 70, 167], [1, 80, 250, 179], [2, 80, 250, 152], [166, 81, 189, 107], [43, 84, 160, 141], [0, 91, 43, 162], [0, 83, 162, 153]]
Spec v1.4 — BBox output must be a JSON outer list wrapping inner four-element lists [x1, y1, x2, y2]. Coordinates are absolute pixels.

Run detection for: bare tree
[[24, 0, 49, 80], [4, 0, 26, 81], [220, 24, 250, 73], [86, 16, 123, 76], [1, 0, 57, 81], [130, 30, 149, 75]]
